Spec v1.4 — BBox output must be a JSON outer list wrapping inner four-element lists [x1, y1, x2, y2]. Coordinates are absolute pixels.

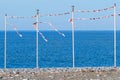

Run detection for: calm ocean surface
[[0, 31, 120, 68]]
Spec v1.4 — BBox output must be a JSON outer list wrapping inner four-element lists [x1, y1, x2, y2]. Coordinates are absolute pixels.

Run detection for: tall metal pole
[[72, 6, 75, 68], [36, 9, 39, 69], [114, 3, 117, 67], [4, 14, 7, 69]]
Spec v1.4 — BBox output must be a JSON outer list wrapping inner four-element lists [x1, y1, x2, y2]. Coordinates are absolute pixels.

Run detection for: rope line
[[33, 22, 48, 42], [7, 16, 36, 19], [39, 12, 71, 17], [38, 31, 48, 42], [68, 13, 120, 22], [6, 5, 117, 18], [33, 22, 65, 42], [7, 23, 23, 38], [34, 22, 65, 37], [75, 6, 114, 13]]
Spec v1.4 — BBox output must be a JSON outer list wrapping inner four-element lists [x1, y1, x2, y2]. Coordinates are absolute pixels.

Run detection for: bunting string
[[39, 12, 71, 17], [34, 22, 65, 37], [7, 23, 23, 38], [33, 22, 48, 42], [75, 6, 114, 13], [68, 14, 115, 22], [7, 16, 36, 19], [6, 12, 71, 18], [38, 31, 48, 42], [5, 5, 117, 19], [7, 12, 120, 19], [45, 22, 65, 37]]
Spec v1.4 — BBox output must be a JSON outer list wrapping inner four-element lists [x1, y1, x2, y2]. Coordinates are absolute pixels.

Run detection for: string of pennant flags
[[7, 13, 120, 20], [39, 5, 115, 17], [70, 13, 120, 21], [6, 15, 36, 19], [6, 5, 116, 18], [69, 14, 114, 21], [6, 4, 120, 19], [33, 22, 65, 42], [39, 12, 71, 17], [6, 12, 71, 18], [75, 6, 114, 13], [37, 22, 65, 37], [6, 21, 65, 42], [75, 14, 120, 21], [33, 23, 48, 42], [6, 23, 23, 38]]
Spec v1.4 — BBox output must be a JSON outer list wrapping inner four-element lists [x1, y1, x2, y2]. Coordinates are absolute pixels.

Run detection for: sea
[[0, 31, 120, 68]]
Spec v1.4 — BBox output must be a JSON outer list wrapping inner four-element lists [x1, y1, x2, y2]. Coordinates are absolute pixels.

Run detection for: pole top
[[72, 5, 74, 12], [72, 5, 74, 7], [114, 3, 116, 6], [37, 9, 39, 15], [5, 14, 7, 16], [37, 9, 39, 12]]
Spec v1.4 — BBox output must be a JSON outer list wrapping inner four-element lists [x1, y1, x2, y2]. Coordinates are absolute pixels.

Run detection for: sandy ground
[[0, 67, 120, 80]]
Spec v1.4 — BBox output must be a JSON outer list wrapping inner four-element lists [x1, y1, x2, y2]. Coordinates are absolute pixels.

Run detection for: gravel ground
[[0, 67, 120, 80]]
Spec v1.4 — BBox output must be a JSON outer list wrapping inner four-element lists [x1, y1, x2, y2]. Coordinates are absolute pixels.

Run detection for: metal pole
[[4, 14, 7, 69], [36, 9, 39, 69], [72, 6, 75, 68], [114, 3, 117, 67]]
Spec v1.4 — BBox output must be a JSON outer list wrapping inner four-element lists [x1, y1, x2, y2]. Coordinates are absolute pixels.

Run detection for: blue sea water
[[0, 31, 120, 68]]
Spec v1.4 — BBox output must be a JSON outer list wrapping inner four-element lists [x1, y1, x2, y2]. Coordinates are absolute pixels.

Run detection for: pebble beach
[[0, 67, 120, 80]]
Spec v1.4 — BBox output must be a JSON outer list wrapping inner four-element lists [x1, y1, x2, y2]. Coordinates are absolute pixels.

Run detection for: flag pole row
[[4, 3, 117, 70]]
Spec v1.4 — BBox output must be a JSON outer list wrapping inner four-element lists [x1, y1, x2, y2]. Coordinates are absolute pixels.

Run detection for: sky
[[0, 0, 120, 30]]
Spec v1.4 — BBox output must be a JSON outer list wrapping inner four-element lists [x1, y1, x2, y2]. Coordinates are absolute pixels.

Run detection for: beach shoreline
[[0, 67, 120, 80]]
